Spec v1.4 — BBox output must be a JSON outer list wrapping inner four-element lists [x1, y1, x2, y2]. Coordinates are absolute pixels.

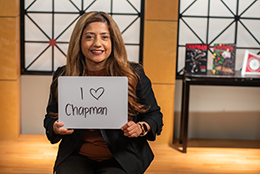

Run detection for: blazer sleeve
[[43, 66, 65, 144], [132, 63, 163, 141]]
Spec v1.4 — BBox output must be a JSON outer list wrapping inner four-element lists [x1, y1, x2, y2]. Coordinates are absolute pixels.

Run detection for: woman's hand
[[53, 120, 74, 135], [121, 121, 142, 138]]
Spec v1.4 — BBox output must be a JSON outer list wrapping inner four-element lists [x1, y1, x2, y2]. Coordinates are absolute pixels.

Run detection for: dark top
[[44, 62, 163, 174]]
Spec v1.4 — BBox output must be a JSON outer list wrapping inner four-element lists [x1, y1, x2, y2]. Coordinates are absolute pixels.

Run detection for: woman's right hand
[[53, 120, 74, 135]]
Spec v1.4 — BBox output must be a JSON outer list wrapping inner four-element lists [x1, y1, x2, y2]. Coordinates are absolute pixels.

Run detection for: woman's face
[[81, 22, 112, 71]]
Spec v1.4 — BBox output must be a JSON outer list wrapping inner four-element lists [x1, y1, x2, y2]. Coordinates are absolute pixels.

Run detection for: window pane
[[239, 1, 260, 17], [26, 45, 52, 71], [54, 47, 67, 70], [25, 14, 52, 40], [125, 45, 139, 63], [54, 0, 79, 12], [210, 0, 236, 17], [113, 0, 139, 13], [25, 43, 49, 68], [208, 18, 235, 44], [54, 14, 79, 40], [113, 15, 140, 44], [26, 0, 52, 11], [181, 0, 208, 16], [86, 0, 111, 13], [25, 15, 49, 41]]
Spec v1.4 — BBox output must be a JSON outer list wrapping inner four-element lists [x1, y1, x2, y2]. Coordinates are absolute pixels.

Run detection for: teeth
[[92, 50, 103, 53]]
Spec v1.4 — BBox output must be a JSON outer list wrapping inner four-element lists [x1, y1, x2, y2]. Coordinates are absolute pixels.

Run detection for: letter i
[[80, 87, 83, 100]]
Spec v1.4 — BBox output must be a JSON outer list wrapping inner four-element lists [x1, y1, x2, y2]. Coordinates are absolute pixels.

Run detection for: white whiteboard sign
[[58, 76, 128, 129]]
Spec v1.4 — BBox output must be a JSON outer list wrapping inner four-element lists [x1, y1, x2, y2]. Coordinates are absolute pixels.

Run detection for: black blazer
[[44, 63, 163, 174]]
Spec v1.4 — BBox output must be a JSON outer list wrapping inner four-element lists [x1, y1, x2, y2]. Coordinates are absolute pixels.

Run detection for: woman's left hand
[[121, 121, 142, 138]]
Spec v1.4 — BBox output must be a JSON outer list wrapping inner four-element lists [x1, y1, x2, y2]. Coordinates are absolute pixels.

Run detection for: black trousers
[[56, 154, 126, 174]]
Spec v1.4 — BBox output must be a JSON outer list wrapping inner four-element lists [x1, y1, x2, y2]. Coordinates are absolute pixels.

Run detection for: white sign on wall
[[58, 76, 128, 129]]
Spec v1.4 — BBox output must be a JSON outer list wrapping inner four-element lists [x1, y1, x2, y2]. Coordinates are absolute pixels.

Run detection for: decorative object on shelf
[[241, 50, 260, 76], [184, 44, 208, 74], [212, 44, 236, 75]]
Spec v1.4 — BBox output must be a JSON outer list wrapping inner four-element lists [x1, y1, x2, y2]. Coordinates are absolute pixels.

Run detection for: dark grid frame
[[20, 0, 145, 75], [176, 0, 260, 79]]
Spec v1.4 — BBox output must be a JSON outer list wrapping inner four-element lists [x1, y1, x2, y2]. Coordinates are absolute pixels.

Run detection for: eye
[[102, 35, 110, 40], [85, 34, 94, 40]]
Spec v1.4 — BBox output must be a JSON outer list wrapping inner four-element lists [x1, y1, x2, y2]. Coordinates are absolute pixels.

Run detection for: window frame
[[20, 0, 145, 75]]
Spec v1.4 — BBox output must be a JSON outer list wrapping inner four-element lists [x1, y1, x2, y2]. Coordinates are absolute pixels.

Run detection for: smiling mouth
[[91, 50, 104, 54]]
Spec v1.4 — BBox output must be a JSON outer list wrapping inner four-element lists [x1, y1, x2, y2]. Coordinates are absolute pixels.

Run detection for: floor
[[0, 135, 260, 174]]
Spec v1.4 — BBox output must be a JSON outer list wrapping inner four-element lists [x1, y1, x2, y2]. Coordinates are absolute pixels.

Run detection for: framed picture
[[184, 44, 208, 75], [241, 50, 260, 76], [212, 44, 236, 75]]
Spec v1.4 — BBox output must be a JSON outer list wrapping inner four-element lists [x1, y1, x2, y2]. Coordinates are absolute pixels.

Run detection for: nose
[[93, 36, 102, 47]]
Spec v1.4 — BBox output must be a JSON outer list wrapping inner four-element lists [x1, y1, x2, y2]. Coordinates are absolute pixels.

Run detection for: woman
[[44, 11, 163, 174]]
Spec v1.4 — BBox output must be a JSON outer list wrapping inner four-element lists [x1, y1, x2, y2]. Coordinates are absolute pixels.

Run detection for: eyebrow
[[84, 32, 110, 35]]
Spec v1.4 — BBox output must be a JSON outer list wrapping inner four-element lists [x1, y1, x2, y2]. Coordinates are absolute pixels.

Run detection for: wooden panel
[[0, 79, 20, 140], [0, 17, 20, 80], [0, 0, 20, 17], [151, 84, 175, 144], [143, 20, 177, 84], [145, 0, 179, 21]]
